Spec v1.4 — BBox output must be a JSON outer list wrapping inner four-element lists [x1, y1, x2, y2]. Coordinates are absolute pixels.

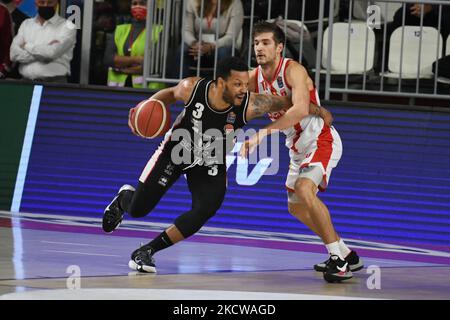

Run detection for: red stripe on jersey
[[310, 125, 333, 171], [284, 59, 293, 90], [290, 123, 303, 153], [261, 57, 284, 92], [269, 84, 278, 95], [255, 68, 259, 93]]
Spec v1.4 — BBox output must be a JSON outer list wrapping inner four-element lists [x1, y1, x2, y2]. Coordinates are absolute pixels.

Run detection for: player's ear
[[217, 76, 226, 88], [276, 42, 284, 55]]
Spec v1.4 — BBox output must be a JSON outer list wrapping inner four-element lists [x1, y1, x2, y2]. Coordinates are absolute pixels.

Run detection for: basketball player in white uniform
[[241, 21, 363, 282]]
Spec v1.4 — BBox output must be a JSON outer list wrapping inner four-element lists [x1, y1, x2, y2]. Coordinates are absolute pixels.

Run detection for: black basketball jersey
[[165, 78, 249, 169]]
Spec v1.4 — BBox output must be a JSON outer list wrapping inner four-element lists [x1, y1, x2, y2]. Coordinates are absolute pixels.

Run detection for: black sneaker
[[128, 243, 157, 273], [314, 250, 364, 272], [345, 250, 364, 272], [323, 255, 353, 283], [102, 184, 135, 233]]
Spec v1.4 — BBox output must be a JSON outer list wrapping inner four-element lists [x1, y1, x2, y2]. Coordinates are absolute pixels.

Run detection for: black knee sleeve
[[174, 202, 221, 238], [126, 182, 162, 218]]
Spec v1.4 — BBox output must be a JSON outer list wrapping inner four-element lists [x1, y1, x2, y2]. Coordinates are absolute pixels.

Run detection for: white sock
[[325, 241, 343, 260], [338, 238, 352, 258]]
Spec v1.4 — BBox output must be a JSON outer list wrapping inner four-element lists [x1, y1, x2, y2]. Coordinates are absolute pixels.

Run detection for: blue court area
[[16, 85, 450, 246], [1, 211, 450, 299]]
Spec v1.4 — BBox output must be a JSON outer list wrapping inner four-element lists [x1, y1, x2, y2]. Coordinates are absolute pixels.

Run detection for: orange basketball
[[130, 99, 171, 138]]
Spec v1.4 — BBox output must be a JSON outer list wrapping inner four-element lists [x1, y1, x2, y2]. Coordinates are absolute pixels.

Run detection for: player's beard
[[222, 86, 235, 105], [256, 55, 267, 66]]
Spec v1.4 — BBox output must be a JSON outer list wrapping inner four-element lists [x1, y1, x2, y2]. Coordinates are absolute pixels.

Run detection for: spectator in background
[[91, 0, 115, 85], [1, 0, 29, 79], [104, 0, 164, 89], [170, 0, 244, 78], [115, 0, 133, 26], [0, 0, 13, 79], [375, 3, 450, 72], [391, 3, 450, 40], [10, 0, 76, 83], [1, 0, 29, 35]]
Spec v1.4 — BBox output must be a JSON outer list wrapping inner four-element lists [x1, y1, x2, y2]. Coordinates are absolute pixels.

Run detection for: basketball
[[130, 99, 171, 139]]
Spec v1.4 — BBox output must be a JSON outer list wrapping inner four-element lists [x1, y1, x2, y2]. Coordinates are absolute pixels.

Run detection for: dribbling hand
[[128, 107, 140, 137]]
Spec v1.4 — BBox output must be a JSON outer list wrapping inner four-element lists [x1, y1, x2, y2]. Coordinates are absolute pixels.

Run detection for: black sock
[[146, 231, 173, 255], [119, 190, 134, 212]]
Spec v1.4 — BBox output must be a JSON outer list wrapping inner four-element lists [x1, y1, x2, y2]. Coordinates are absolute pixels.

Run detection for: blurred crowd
[[1, 0, 449, 86]]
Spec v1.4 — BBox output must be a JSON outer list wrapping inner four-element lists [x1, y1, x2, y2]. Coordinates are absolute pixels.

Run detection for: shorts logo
[[164, 163, 175, 176], [158, 176, 169, 187]]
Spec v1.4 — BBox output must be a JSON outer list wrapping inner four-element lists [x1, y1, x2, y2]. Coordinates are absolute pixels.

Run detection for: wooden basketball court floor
[[1, 211, 449, 300]]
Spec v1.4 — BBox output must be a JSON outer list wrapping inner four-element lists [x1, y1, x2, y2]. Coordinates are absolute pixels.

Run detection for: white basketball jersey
[[255, 57, 325, 154]]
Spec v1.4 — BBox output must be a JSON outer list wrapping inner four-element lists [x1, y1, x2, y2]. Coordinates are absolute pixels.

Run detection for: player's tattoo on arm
[[249, 94, 290, 118]]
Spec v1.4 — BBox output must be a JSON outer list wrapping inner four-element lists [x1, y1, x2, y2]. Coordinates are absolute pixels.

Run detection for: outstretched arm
[[150, 76, 201, 106], [241, 64, 333, 157], [246, 92, 333, 125], [246, 93, 292, 120], [246, 68, 333, 125], [261, 63, 311, 131]]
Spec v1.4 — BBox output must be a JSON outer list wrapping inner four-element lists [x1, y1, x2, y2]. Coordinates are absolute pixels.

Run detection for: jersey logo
[[224, 124, 234, 135], [227, 112, 236, 124], [277, 76, 283, 88]]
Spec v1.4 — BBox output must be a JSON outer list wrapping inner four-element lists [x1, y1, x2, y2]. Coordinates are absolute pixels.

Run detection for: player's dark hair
[[216, 57, 249, 80], [252, 20, 286, 45]]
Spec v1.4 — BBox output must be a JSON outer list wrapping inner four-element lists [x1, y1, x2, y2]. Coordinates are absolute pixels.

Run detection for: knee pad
[[127, 205, 148, 218], [127, 196, 158, 218], [174, 206, 218, 238]]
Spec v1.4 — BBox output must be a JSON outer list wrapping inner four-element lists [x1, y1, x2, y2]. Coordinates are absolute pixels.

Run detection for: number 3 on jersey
[[193, 103, 204, 119], [208, 165, 218, 176]]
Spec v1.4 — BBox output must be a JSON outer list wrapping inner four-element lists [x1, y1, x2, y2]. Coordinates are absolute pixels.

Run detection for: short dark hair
[[252, 20, 285, 45], [216, 57, 249, 80]]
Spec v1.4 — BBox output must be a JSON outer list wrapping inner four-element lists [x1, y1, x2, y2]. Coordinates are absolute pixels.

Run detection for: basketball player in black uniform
[[102, 57, 331, 272]]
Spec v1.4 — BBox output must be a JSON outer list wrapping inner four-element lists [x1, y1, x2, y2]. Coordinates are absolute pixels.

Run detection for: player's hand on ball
[[128, 107, 140, 136]]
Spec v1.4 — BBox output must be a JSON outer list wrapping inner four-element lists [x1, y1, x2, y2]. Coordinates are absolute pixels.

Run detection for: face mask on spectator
[[38, 6, 55, 20], [131, 5, 147, 21]]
